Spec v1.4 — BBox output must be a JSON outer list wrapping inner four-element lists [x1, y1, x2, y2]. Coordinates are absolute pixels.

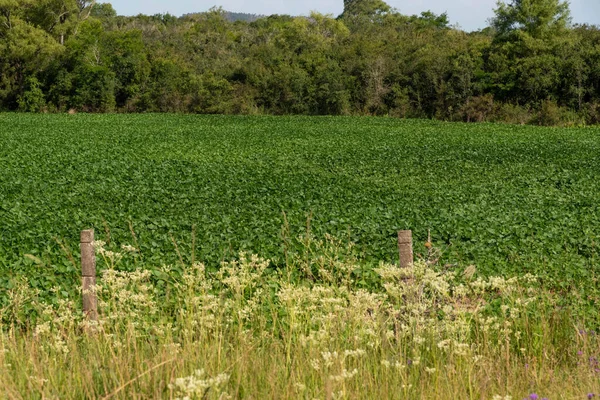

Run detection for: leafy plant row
[[1, 114, 599, 316]]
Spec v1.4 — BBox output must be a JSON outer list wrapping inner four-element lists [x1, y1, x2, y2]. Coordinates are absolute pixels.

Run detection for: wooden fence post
[[81, 229, 98, 323], [398, 230, 414, 268]]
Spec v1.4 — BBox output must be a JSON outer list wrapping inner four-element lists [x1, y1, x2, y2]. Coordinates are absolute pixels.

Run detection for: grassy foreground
[[1, 237, 599, 399]]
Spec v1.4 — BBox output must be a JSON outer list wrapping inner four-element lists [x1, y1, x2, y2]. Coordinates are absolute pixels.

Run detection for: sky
[[104, 0, 600, 32]]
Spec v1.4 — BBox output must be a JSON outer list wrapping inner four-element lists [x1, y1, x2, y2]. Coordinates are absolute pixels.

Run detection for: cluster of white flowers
[[121, 244, 138, 253], [93, 240, 123, 265], [169, 369, 230, 400], [4, 236, 548, 399], [329, 368, 358, 382]]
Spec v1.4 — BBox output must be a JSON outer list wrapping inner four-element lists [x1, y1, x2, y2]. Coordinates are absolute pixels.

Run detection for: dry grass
[[0, 239, 599, 399]]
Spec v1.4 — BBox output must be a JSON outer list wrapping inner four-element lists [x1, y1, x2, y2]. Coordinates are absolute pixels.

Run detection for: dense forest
[[1, 0, 599, 125]]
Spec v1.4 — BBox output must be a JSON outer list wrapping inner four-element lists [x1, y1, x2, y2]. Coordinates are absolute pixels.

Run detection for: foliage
[[0, 0, 599, 124], [17, 77, 46, 112], [483, 0, 599, 122], [492, 0, 571, 40], [461, 94, 496, 122], [340, 0, 391, 26], [495, 102, 533, 124]]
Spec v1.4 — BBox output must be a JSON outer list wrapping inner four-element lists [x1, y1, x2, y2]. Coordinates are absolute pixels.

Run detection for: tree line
[[1, 0, 599, 125]]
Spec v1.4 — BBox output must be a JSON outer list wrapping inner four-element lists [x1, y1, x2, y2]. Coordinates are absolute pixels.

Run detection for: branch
[[79, 0, 96, 22], [47, 11, 70, 33], [74, 1, 96, 36], [1, 9, 11, 31]]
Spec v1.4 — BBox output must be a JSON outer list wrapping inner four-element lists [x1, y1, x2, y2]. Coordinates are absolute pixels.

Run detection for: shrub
[[536, 100, 585, 127], [495, 103, 533, 125], [461, 94, 496, 122], [17, 77, 46, 113], [584, 102, 600, 125], [537, 99, 562, 126]]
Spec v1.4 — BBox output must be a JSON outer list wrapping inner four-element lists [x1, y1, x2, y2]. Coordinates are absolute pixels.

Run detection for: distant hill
[[182, 11, 266, 23], [224, 11, 265, 23]]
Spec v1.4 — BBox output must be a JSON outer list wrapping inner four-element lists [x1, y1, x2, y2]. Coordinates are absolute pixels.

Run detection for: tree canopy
[[0, 0, 599, 125], [342, 0, 391, 18], [492, 0, 571, 39]]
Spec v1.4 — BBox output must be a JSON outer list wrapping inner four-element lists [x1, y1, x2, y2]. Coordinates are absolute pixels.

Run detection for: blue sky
[[103, 0, 600, 32]]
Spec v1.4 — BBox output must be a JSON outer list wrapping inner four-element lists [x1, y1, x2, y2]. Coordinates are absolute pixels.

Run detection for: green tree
[[90, 2, 115, 19], [487, 0, 574, 104], [341, 0, 391, 27], [101, 29, 150, 108], [17, 76, 46, 111], [0, 2, 62, 109], [342, 0, 391, 16], [17, 0, 96, 44], [70, 63, 116, 111], [492, 0, 570, 40]]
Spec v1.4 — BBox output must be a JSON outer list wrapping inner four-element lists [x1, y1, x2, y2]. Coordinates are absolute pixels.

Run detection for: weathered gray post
[[398, 230, 414, 268], [81, 229, 98, 322]]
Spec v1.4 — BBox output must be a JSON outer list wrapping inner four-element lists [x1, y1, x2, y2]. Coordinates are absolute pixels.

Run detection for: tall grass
[[1, 235, 599, 399]]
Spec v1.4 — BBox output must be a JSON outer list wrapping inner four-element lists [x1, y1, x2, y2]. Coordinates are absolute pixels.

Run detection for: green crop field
[[1, 114, 600, 301], [3, 114, 600, 399]]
